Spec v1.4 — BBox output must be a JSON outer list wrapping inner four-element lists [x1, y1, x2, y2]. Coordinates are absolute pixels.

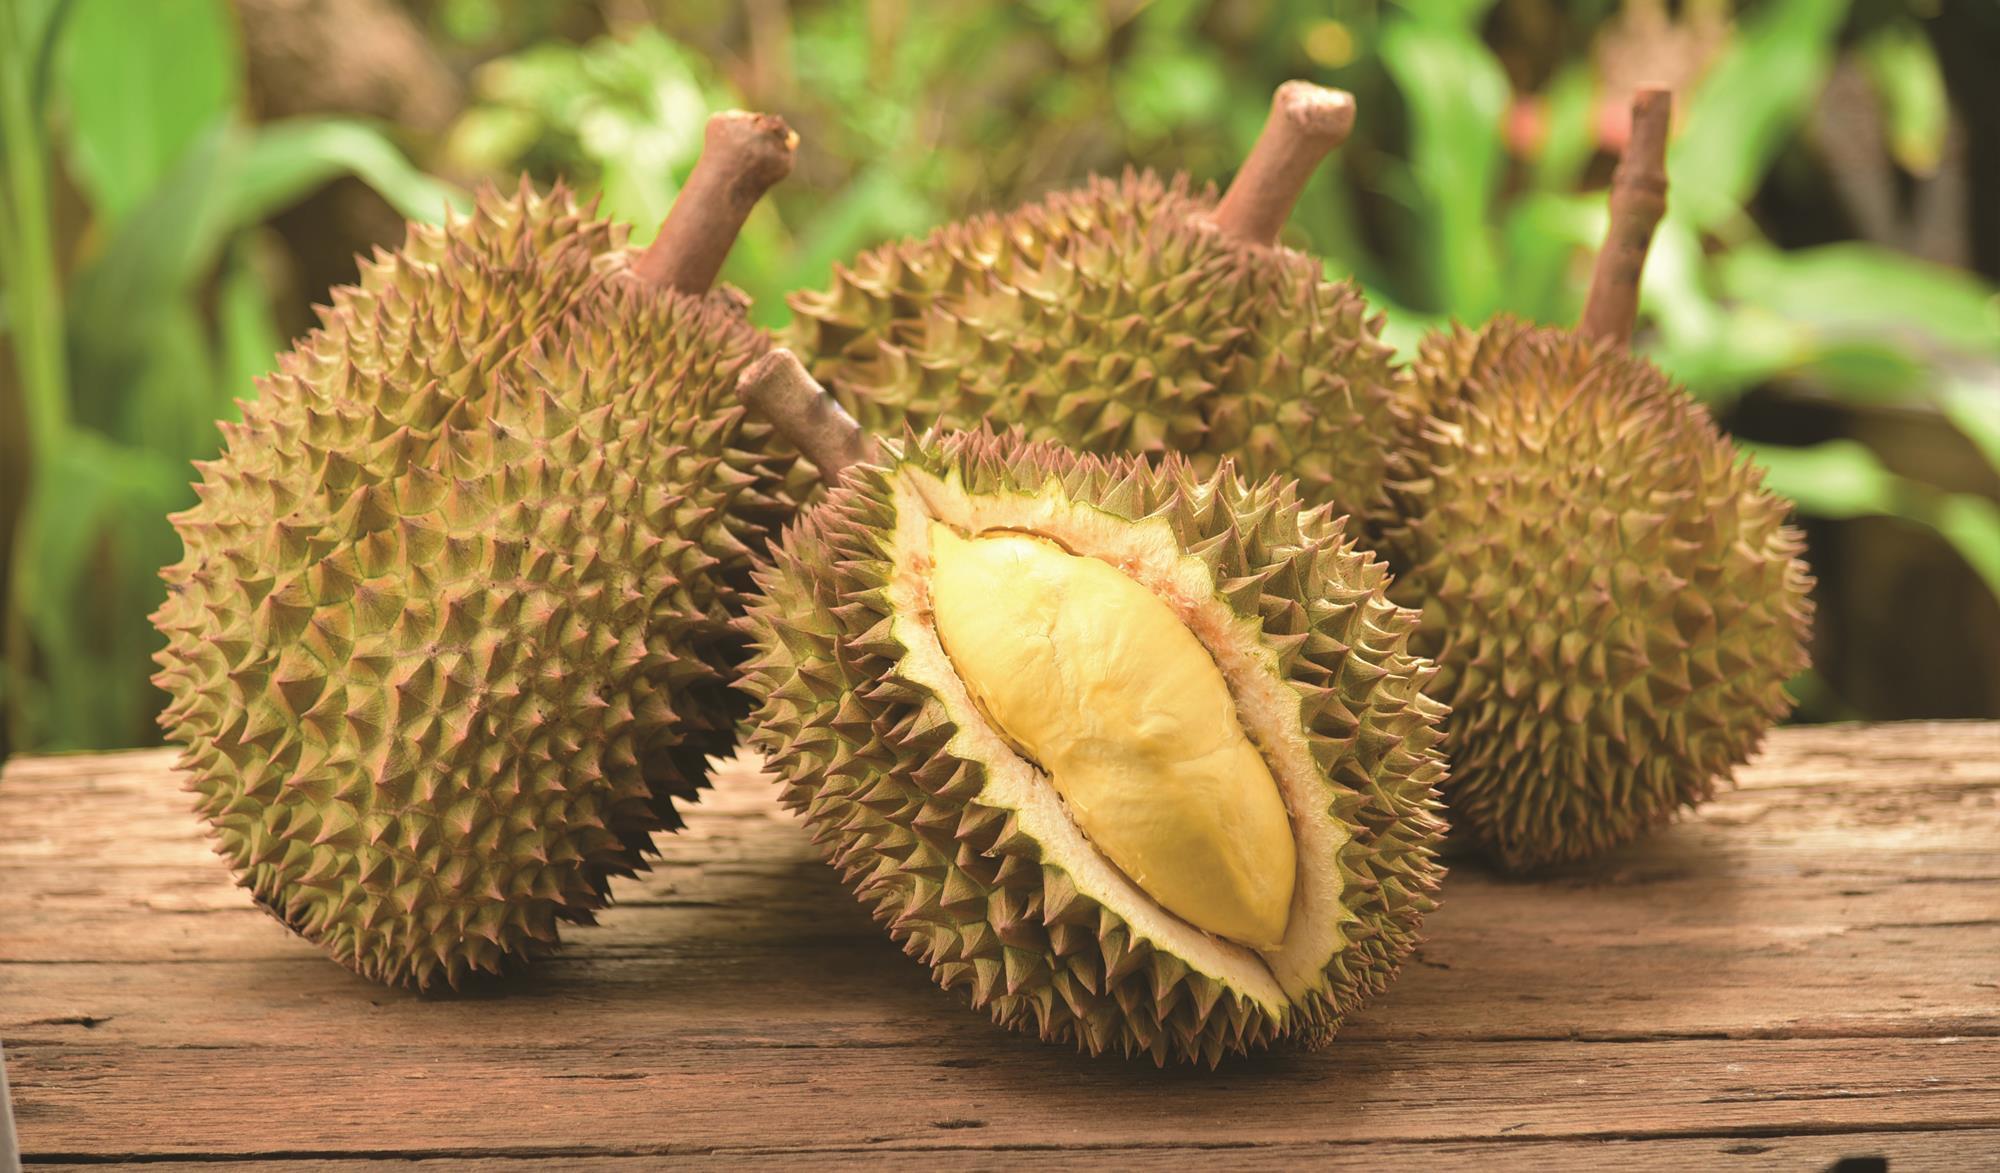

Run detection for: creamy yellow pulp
[[926, 524, 1296, 950]]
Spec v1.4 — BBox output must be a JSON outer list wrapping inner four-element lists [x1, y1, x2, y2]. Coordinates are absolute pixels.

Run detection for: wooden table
[[2, 723, 1996, 1169]]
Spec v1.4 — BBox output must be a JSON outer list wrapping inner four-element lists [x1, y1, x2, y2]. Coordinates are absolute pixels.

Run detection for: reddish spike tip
[[1579, 88, 1672, 348], [737, 349, 878, 488], [1211, 80, 1356, 247], [634, 111, 798, 295]]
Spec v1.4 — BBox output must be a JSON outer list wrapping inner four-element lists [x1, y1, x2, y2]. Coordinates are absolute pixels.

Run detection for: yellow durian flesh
[[926, 523, 1297, 951]]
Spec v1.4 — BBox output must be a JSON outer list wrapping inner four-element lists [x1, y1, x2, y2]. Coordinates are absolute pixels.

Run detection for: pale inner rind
[[884, 467, 1353, 1012]]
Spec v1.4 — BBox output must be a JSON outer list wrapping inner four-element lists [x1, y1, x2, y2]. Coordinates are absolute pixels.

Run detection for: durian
[[1372, 91, 1815, 870], [736, 353, 1448, 1065], [787, 81, 1409, 518], [150, 112, 806, 988]]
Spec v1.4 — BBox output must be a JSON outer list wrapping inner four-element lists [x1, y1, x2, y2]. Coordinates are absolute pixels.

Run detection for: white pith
[[884, 466, 1353, 1012]]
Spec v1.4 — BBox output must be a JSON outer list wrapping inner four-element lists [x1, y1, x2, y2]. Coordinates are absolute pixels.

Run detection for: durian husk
[[151, 183, 804, 988], [739, 427, 1448, 1065], [1374, 317, 1814, 870], [785, 172, 1412, 519]]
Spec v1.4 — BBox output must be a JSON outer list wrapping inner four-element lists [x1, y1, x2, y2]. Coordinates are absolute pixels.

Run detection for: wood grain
[[2, 722, 1996, 1167]]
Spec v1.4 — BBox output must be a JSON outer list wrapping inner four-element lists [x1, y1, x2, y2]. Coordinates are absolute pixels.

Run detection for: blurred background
[[1, 0, 1996, 757]]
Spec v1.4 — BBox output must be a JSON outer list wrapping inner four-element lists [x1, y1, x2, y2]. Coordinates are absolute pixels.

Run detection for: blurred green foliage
[[0, 0, 459, 751], [2, 0, 1997, 751]]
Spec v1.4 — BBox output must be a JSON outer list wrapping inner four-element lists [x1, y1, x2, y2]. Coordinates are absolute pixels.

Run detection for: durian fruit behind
[[788, 80, 1410, 520], [735, 354, 1448, 1065], [151, 113, 806, 989], [1372, 91, 1815, 871]]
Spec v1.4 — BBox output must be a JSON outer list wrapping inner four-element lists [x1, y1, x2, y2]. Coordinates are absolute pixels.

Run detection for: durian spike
[[1579, 88, 1671, 347], [634, 110, 798, 294], [1211, 80, 1356, 247], [738, 348, 879, 487]]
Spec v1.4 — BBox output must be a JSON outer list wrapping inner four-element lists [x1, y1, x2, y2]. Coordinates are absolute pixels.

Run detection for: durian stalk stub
[[635, 110, 797, 294], [1211, 80, 1355, 247], [737, 348, 877, 486], [926, 523, 1297, 950], [1580, 88, 1671, 346]]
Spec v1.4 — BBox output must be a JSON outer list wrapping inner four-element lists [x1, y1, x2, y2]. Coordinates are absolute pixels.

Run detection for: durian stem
[[634, 111, 797, 295], [1211, 80, 1355, 247], [737, 349, 878, 487], [1579, 88, 1671, 348]]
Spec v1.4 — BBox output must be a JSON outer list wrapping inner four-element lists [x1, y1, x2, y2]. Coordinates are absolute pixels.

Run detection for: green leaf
[[1721, 243, 2000, 359], [1935, 494, 2000, 602], [447, 29, 716, 234], [72, 118, 464, 340], [1113, 47, 1228, 142], [1529, 62, 1599, 194], [1389, 0, 1498, 30], [1860, 21, 1949, 176], [1379, 13, 1509, 318], [1498, 192, 1601, 325], [11, 433, 189, 748], [1648, 236, 2000, 408], [26, 0, 72, 115], [214, 235, 283, 422], [1748, 439, 1905, 519], [1939, 372, 2000, 478], [1, 0, 74, 752], [1025, 0, 1111, 59], [441, 106, 542, 176], [225, 118, 467, 227], [1747, 439, 2000, 605], [1670, 0, 1844, 233], [63, 125, 237, 445], [55, 0, 240, 224], [119, 301, 219, 463], [66, 118, 463, 444], [778, 166, 938, 299], [1794, 339, 1932, 403], [1352, 280, 1440, 358]]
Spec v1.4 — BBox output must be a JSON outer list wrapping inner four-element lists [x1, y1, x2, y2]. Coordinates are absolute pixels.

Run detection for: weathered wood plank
[[8, 1037, 1998, 1157], [2, 911, 1995, 1051], [4, 726, 1994, 1046], [30, 1133, 2000, 1173], [1, 722, 1996, 1165]]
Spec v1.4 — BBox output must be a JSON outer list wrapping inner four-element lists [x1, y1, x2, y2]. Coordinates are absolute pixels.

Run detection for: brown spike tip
[[1579, 88, 1672, 347], [1211, 80, 1356, 247], [737, 349, 878, 488], [634, 110, 798, 295]]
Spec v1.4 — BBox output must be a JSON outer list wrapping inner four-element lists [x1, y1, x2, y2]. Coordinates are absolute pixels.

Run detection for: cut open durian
[[738, 354, 1448, 1064]]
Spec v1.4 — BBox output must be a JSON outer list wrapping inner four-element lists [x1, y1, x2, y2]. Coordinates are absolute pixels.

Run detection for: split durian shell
[[739, 427, 1448, 1065], [785, 172, 1410, 518], [151, 183, 804, 988], [1373, 317, 1814, 870]]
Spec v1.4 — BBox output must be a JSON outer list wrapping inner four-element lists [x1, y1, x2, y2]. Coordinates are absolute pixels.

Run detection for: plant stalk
[[1579, 88, 1671, 348], [736, 349, 877, 488], [1211, 80, 1356, 247], [633, 110, 797, 295]]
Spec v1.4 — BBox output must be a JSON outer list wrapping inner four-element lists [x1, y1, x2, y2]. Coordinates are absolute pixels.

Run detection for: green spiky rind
[[152, 182, 804, 989], [785, 171, 1412, 518], [1377, 317, 1814, 871], [739, 428, 1448, 1065]]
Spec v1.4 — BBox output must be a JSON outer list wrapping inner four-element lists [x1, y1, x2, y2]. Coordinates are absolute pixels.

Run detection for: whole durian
[[787, 81, 1409, 518], [151, 113, 805, 988], [1372, 91, 1815, 870], [735, 354, 1448, 1065]]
